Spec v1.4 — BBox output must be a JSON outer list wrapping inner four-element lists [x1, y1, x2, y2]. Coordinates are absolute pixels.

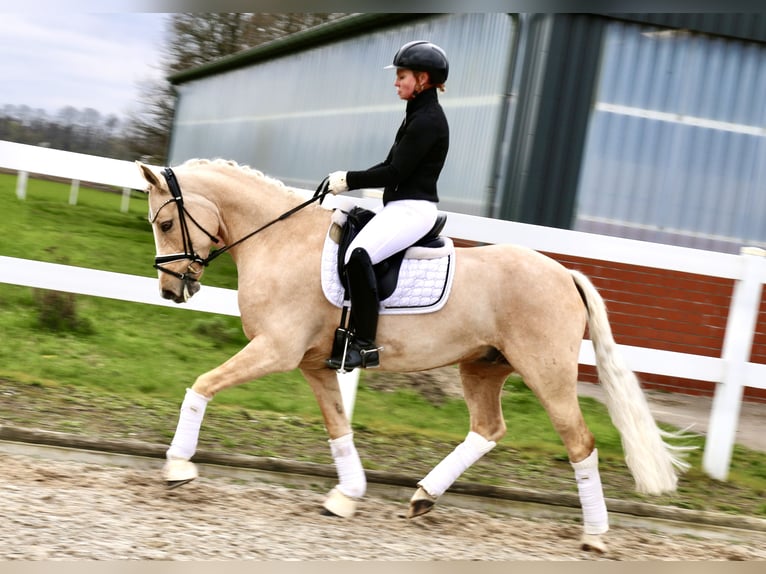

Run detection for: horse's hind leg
[[521, 361, 609, 553], [409, 360, 511, 518]]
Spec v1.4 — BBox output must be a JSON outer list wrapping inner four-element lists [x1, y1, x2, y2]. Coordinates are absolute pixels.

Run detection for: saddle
[[334, 206, 448, 301]]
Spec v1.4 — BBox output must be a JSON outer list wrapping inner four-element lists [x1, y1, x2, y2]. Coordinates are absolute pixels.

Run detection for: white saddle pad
[[320, 226, 456, 315]]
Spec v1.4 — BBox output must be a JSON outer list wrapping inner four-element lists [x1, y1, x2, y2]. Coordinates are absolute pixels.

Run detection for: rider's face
[[395, 69, 427, 100]]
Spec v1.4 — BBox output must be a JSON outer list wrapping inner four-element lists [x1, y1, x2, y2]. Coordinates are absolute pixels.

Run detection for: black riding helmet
[[385, 40, 449, 85]]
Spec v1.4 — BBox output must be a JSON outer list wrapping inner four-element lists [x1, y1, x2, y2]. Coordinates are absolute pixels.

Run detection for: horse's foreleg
[[163, 335, 303, 487], [322, 433, 366, 518], [409, 362, 510, 518], [164, 387, 211, 487], [302, 367, 366, 518]]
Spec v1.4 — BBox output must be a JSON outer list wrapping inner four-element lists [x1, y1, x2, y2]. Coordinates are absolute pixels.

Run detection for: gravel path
[[1, 451, 764, 561]]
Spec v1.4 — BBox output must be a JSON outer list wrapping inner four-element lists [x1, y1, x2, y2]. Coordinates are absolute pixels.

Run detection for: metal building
[[167, 13, 766, 254]]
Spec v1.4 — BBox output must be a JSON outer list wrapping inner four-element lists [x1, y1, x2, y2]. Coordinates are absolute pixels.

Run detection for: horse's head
[[137, 162, 222, 304]]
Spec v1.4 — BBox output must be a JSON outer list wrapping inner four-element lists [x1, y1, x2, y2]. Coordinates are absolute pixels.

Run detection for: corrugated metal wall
[[575, 19, 766, 253], [169, 13, 516, 215], [609, 13, 766, 44], [168, 13, 766, 253]]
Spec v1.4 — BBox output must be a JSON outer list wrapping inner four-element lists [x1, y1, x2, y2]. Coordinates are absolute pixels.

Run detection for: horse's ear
[[136, 161, 161, 193]]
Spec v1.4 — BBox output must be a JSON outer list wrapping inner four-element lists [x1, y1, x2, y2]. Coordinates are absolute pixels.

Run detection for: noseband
[[151, 168, 331, 280]]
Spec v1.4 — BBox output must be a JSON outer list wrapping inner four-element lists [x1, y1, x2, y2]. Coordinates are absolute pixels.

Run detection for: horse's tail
[[570, 269, 691, 495]]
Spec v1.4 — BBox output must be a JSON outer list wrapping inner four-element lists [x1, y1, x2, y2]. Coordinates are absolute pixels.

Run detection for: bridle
[[150, 167, 330, 281], [150, 168, 219, 281]]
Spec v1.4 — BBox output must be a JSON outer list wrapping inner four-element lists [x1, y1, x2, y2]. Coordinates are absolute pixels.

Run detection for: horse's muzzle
[[161, 278, 200, 304]]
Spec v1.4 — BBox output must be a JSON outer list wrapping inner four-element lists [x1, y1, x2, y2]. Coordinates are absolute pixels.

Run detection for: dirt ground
[[1, 450, 764, 561]]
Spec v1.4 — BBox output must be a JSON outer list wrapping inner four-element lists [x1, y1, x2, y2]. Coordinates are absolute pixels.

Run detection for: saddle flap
[[333, 206, 449, 301], [321, 228, 456, 316]]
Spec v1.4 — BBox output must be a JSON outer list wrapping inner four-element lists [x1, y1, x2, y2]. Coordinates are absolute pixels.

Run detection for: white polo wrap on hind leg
[[166, 388, 210, 461], [418, 431, 496, 498], [329, 433, 366, 498], [571, 448, 609, 535]]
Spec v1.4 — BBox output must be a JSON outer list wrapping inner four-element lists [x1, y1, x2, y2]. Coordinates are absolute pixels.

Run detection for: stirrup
[[326, 327, 353, 372], [326, 333, 380, 371], [356, 341, 381, 369]]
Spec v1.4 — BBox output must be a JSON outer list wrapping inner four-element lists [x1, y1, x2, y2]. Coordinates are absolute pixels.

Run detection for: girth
[[336, 206, 448, 301]]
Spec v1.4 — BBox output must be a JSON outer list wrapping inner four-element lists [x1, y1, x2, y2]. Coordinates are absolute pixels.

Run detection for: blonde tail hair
[[570, 269, 692, 494]]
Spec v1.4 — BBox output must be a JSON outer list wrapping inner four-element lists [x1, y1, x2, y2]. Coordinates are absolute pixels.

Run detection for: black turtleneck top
[[345, 87, 449, 205]]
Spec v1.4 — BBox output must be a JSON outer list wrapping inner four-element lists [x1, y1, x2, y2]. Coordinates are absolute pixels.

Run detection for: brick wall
[[452, 238, 766, 403], [548, 252, 766, 403]]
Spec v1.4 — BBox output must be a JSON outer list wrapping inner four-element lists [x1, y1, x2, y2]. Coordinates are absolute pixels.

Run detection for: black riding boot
[[326, 247, 380, 370]]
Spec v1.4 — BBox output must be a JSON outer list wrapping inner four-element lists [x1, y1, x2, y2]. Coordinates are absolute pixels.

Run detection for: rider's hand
[[328, 171, 349, 195]]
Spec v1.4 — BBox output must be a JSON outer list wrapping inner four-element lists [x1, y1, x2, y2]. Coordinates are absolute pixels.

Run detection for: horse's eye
[[160, 220, 173, 233]]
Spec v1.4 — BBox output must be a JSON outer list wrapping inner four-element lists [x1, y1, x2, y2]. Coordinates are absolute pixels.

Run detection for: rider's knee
[[347, 247, 372, 267]]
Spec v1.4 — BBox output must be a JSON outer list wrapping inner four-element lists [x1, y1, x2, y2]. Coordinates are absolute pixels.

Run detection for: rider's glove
[[328, 171, 349, 195]]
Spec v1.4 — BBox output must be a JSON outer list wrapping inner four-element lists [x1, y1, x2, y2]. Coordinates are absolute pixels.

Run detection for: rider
[[325, 40, 450, 370]]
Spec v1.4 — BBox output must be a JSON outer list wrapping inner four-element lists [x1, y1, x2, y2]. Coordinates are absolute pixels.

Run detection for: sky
[[0, 1, 747, 120], [0, 12, 169, 119]]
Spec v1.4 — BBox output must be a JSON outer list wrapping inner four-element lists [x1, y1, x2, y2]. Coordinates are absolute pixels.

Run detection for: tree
[[0, 103, 128, 158], [125, 13, 347, 164]]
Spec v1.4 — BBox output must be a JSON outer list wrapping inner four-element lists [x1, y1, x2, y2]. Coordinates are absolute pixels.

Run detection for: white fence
[[1, 140, 764, 482]]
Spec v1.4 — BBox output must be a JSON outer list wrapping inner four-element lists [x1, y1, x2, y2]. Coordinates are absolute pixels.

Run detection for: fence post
[[337, 369, 360, 422], [702, 246, 765, 480], [68, 179, 80, 206], [121, 187, 131, 213], [16, 170, 28, 200]]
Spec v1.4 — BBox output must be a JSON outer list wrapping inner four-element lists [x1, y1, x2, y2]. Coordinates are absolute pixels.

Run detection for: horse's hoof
[[166, 478, 195, 489], [408, 486, 437, 518], [163, 459, 198, 488], [580, 533, 608, 554], [322, 487, 357, 518]]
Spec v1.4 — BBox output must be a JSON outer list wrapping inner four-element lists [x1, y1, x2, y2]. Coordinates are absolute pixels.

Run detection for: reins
[[152, 168, 330, 280], [203, 175, 331, 266]]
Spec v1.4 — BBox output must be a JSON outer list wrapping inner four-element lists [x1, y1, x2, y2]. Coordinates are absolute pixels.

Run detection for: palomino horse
[[137, 159, 688, 553]]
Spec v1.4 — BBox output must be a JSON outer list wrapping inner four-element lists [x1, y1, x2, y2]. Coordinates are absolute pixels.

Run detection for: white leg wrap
[[418, 431, 496, 498], [571, 448, 609, 535], [329, 433, 366, 498], [166, 388, 210, 461]]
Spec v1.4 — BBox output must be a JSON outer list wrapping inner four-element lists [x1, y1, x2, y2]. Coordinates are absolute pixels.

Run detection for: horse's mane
[[180, 158, 293, 194]]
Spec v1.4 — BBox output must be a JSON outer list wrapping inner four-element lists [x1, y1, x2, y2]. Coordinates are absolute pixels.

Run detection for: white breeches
[[345, 199, 438, 265]]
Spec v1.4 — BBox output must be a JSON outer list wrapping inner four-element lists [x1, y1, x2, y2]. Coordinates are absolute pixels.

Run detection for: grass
[[0, 172, 764, 518]]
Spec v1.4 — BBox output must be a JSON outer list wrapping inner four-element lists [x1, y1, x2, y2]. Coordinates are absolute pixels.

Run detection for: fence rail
[[0, 139, 763, 481]]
